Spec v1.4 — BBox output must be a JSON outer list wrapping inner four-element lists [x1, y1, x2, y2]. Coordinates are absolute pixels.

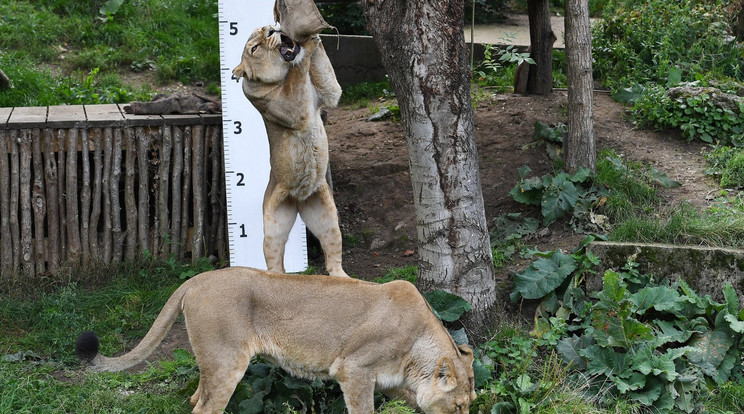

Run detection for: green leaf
[[688, 330, 733, 381], [723, 313, 744, 333], [649, 168, 681, 188], [630, 286, 684, 315], [512, 251, 577, 300], [423, 290, 471, 322], [723, 283, 739, 315], [541, 176, 580, 225], [556, 335, 591, 370]]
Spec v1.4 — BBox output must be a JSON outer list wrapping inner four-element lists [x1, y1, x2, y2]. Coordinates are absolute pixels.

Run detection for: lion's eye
[[251, 45, 259, 54]]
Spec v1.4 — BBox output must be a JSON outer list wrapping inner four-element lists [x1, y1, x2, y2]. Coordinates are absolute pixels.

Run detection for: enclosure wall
[[0, 104, 226, 278]]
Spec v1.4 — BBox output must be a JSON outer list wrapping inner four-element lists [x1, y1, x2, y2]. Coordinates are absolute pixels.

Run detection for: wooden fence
[[0, 104, 226, 277]]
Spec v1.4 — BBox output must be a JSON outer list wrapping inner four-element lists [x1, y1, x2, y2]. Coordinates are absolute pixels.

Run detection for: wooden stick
[[31, 129, 46, 275], [80, 129, 91, 263], [9, 130, 21, 270], [56, 129, 67, 261], [89, 128, 102, 259], [158, 126, 172, 258], [43, 129, 60, 272], [102, 128, 113, 263], [0, 130, 12, 271], [20, 130, 33, 274], [111, 128, 123, 263], [170, 126, 183, 258], [124, 128, 137, 261], [136, 127, 150, 253], [180, 126, 192, 256], [191, 125, 204, 262], [65, 128, 82, 265]]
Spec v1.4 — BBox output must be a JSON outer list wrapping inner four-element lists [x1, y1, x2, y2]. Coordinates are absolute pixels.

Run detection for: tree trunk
[[362, 0, 497, 339], [564, 0, 596, 173], [525, 0, 554, 94]]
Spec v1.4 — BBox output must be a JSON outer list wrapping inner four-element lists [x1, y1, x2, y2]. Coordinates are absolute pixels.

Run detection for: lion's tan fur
[[79, 267, 476, 414], [232, 26, 346, 277]]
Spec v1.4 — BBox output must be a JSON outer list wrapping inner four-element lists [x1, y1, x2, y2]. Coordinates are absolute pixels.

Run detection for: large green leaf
[[424, 290, 471, 322], [511, 251, 577, 300], [541, 175, 581, 225], [630, 286, 684, 315], [556, 334, 592, 370], [687, 330, 733, 381]]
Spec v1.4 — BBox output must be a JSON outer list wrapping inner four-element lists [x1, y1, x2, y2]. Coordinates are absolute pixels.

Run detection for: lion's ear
[[457, 344, 474, 364], [434, 356, 457, 392]]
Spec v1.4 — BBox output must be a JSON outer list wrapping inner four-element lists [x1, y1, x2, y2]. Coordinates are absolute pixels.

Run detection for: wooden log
[[136, 127, 150, 253], [80, 129, 91, 263], [31, 129, 46, 275], [158, 126, 172, 258], [43, 129, 60, 272], [170, 126, 183, 259], [20, 130, 33, 274], [191, 124, 205, 262], [88, 128, 102, 259], [65, 128, 82, 264], [124, 128, 137, 261], [56, 130, 67, 261], [0, 130, 12, 272], [180, 126, 192, 256], [9, 130, 21, 270], [101, 128, 113, 263], [208, 125, 222, 256], [111, 128, 123, 263]]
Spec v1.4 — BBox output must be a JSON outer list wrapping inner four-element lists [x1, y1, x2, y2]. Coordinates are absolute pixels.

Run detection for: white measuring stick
[[218, 1, 308, 271]]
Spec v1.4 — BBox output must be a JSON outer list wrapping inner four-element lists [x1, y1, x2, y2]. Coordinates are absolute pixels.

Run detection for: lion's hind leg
[[190, 351, 252, 414], [298, 183, 346, 277], [263, 184, 299, 273]]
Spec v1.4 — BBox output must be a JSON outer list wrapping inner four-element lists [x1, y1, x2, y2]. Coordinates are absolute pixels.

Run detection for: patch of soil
[[322, 89, 715, 283]]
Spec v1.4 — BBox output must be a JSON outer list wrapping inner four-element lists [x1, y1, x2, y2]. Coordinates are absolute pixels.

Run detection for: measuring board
[[218, 1, 307, 271]]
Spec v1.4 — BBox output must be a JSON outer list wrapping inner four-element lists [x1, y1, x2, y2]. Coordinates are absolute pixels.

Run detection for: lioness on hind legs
[[232, 25, 347, 277]]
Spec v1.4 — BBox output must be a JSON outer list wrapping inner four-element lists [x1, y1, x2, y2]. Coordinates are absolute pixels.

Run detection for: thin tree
[[362, 0, 497, 338], [524, 0, 555, 94], [564, 0, 596, 172]]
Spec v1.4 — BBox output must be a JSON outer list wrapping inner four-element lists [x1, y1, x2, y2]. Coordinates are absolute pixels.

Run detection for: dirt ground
[[321, 88, 715, 284]]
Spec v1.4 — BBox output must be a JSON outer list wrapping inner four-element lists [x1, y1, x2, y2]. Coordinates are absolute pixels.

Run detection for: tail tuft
[[75, 331, 100, 362]]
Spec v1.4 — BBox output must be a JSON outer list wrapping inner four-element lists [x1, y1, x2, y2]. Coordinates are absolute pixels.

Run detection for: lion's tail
[[75, 282, 189, 372]]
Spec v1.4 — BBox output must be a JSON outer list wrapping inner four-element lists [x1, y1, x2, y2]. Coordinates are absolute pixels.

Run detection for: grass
[[0, 0, 220, 107]]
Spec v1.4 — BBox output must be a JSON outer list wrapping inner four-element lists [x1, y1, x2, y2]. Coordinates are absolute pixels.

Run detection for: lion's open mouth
[[279, 34, 301, 62]]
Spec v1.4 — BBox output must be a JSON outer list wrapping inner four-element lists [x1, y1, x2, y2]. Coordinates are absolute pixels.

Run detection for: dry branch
[[31, 129, 46, 274], [43, 129, 60, 272]]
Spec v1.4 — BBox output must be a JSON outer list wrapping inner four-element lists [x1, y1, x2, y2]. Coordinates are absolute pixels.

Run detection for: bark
[[525, 0, 554, 94], [363, 0, 497, 339], [208, 125, 223, 256], [564, 0, 596, 173], [56, 130, 67, 261]]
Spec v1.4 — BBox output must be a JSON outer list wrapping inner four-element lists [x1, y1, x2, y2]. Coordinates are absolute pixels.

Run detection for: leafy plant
[[509, 165, 601, 227], [474, 36, 535, 87], [541, 262, 744, 413], [631, 83, 744, 146]]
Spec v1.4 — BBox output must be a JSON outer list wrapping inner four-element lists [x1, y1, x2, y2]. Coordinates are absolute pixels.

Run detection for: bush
[[593, 0, 743, 90], [721, 151, 744, 188]]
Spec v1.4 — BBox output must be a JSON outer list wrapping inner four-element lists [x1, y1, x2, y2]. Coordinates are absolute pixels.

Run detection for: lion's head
[[417, 344, 477, 414], [232, 25, 303, 84]]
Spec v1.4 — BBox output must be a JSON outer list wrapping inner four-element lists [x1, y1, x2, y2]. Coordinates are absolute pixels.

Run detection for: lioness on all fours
[[232, 25, 347, 277], [75, 267, 476, 413]]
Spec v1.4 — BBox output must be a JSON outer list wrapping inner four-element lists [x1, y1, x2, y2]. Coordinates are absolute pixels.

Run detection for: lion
[[75, 267, 477, 414], [232, 25, 347, 277]]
